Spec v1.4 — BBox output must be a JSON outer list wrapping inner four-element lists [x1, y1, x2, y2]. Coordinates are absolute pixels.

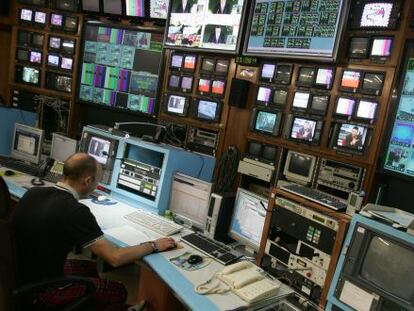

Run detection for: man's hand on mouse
[[153, 237, 176, 252]]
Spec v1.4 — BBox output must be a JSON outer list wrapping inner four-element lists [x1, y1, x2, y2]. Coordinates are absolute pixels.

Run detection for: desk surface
[[2, 168, 293, 311]]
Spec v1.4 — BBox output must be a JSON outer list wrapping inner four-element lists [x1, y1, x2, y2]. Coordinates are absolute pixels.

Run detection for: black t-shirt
[[11, 187, 103, 284]]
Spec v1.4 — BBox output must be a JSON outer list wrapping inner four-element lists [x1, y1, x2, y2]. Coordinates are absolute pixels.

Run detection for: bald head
[[63, 153, 99, 181]]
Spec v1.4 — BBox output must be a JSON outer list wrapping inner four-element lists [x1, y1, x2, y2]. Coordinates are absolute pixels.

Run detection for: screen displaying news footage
[[165, 0, 245, 52], [78, 23, 163, 115], [384, 57, 414, 178]]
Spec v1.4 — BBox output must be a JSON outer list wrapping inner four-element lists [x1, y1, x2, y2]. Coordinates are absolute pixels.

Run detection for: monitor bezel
[[348, 36, 371, 59], [11, 123, 44, 165], [360, 71, 385, 96], [193, 98, 222, 123], [164, 93, 190, 117], [283, 150, 317, 185]]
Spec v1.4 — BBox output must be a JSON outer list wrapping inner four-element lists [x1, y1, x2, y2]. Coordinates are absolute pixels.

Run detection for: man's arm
[[88, 237, 176, 268]]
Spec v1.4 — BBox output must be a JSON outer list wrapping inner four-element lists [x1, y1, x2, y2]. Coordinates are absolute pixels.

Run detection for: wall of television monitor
[[163, 52, 230, 124]]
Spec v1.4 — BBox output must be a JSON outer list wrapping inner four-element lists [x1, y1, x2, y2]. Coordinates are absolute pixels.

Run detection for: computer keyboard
[[0, 155, 39, 176], [124, 210, 183, 236], [280, 183, 347, 211], [181, 232, 242, 265]]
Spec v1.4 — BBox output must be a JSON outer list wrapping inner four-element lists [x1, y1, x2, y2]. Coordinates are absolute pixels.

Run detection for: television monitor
[[315, 67, 334, 89], [31, 33, 44, 47], [256, 86, 272, 105], [18, 30, 31, 46], [50, 13, 63, 27], [47, 54, 60, 67], [272, 89, 288, 107], [20, 8, 33, 22], [260, 63, 276, 82], [87, 136, 112, 164], [357, 2, 398, 29], [340, 70, 362, 92], [168, 74, 180, 90], [16, 48, 29, 62], [250, 108, 282, 136], [49, 36, 61, 49], [289, 116, 318, 143], [15, 66, 40, 86], [52, 0, 78, 11], [165, 94, 189, 116], [335, 123, 368, 151], [29, 51, 42, 64], [11, 123, 44, 165], [262, 145, 277, 164], [52, 73, 72, 92], [125, 0, 145, 18], [183, 55, 197, 71], [165, 0, 247, 53], [292, 91, 311, 110], [370, 37, 393, 58], [283, 150, 316, 185], [195, 98, 221, 122], [103, 0, 123, 15], [62, 39, 75, 54], [297, 67, 315, 87], [61, 57, 73, 70], [229, 188, 267, 252], [335, 97, 356, 117], [348, 37, 370, 59], [355, 99, 378, 121], [18, 0, 46, 6], [180, 76, 193, 92], [81, 0, 101, 13], [274, 64, 292, 85], [50, 133, 78, 162], [64, 16, 78, 32], [310, 95, 329, 115], [247, 141, 262, 158], [361, 72, 385, 95], [78, 22, 163, 115], [201, 58, 215, 72], [244, 0, 349, 61], [215, 59, 230, 75], [149, 0, 169, 20], [211, 80, 225, 96], [34, 11, 46, 24], [170, 53, 184, 69], [198, 78, 211, 94]]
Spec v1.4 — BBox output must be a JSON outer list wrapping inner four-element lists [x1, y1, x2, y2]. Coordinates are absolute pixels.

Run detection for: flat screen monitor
[[11, 123, 44, 165], [336, 123, 368, 151], [315, 68, 334, 89], [201, 58, 215, 72], [348, 37, 370, 59], [335, 97, 356, 117], [47, 54, 60, 67], [198, 78, 211, 93], [215, 59, 229, 75], [283, 150, 316, 185], [87, 136, 111, 164], [168, 74, 180, 89], [211, 80, 225, 96], [78, 22, 163, 115], [340, 70, 362, 91], [260, 63, 276, 81], [32, 33, 44, 47], [16, 48, 29, 62], [49, 36, 62, 49], [183, 55, 197, 70], [292, 92, 310, 110], [370, 37, 393, 57], [244, 0, 348, 61], [256, 86, 271, 104], [229, 188, 267, 252], [180, 76, 193, 91], [50, 13, 63, 27], [273, 89, 288, 106], [251, 109, 281, 136], [165, 0, 246, 53], [61, 57, 73, 70], [81, 0, 101, 12], [361, 72, 385, 95], [103, 0, 123, 15], [360, 2, 393, 28], [149, 0, 169, 19], [29, 51, 42, 64], [289, 116, 317, 143], [125, 0, 145, 17], [50, 133, 78, 162], [34, 11, 46, 24], [195, 99, 220, 122], [311, 95, 329, 115], [297, 67, 315, 86], [165, 94, 189, 116], [247, 141, 262, 157], [355, 99, 378, 121], [275, 64, 292, 84], [20, 8, 33, 22]]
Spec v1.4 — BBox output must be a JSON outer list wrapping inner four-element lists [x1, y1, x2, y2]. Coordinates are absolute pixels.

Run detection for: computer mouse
[[187, 255, 203, 265], [31, 177, 45, 186], [97, 195, 109, 202], [4, 170, 15, 176]]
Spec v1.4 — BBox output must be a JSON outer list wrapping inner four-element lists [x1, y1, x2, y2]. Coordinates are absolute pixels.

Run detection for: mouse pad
[[169, 251, 212, 271]]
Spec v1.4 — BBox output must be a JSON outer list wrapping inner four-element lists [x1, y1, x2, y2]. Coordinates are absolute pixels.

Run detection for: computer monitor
[[170, 53, 183, 69], [228, 188, 267, 252], [11, 123, 44, 164], [31, 33, 44, 47], [15, 66, 40, 86], [29, 50, 42, 65], [16, 48, 29, 62], [49, 36, 61, 49], [169, 172, 212, 230], [350, 1, 401, 30], [50, 13, 63, 27], [47, 54, 60, 67], [64, 16, 78, 32], [348, 37, 370, 59], [50, 133, 78, 162], [283, 150, 316, 185], [262, 145, 277, 164], [62, 39, 75, 54], [87, 136, 111, 165], [168, 74, 180, 90], [19, 8, 33, 22]]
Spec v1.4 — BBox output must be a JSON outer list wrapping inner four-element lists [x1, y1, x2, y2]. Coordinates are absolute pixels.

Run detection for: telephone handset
[[37, 157, 55, 177]]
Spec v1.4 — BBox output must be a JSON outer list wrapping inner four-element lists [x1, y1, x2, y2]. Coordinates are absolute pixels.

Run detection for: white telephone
[[217, 261, 281, 304]]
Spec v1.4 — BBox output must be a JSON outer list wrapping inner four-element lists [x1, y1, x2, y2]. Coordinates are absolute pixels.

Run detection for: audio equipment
[[228, 78, 250, 108]]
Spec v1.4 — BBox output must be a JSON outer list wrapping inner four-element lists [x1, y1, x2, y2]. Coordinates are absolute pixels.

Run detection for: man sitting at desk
[[11, 153, 176, 310]]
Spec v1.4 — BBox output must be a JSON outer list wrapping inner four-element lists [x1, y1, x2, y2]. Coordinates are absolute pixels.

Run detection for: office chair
[[0, 176, 96, 311]]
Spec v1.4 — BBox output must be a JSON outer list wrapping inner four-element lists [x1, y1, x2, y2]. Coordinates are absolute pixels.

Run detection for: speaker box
[[0, 0, 9, 16], [228, 78, 250, 108]]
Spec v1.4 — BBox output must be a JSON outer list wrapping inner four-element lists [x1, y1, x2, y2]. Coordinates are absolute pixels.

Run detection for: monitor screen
[[103, 0, 123, 15], [54, 74, 72, 92], [79, 23, 163, 115], [341, 70, 362, 89], [171, 54, 183, 69], [247, 141, 262, 157], [47, 54, 60, 66], [262, 145, 277, 162], [18, 30, 31, 45], [348, 37, 370, 58], [125, 0, 145, 17], [260, 63, 275, 80], [245, 0, 347, 61], [168, 74, 180, 89], [198, 78, 211, 93], [360, 2, 393, 28], [370, 37, 393, 57], [290, 117, 317, 142], [64, 16, 78, 32], [315, 68, 334, 88], [216, 59, 229, 74], [50, 13, 63, 26], [360, 235, 414, 301], [61, 57, 73, 70], [183, 55, 197, 70], [20, 9, 33, 21], [34, 11, 46, 24], [197, 99, 219, 121], [87, 136, 111, 164], [356, 99, 378, 120], [17, 48, 29, 62], [32, 33, 44, 47], [62, 39, 75, 53], [22, 67, 40, 85], [292, 92, 310, 109], [201, 58, 215, 72], [275, 64, 292, 84], [257, 86, 271, 103], [229, 188, 267, 251], [297, 67, 315, 85], [283, 150, 316, 184], [273, 89, 288, 106], [11, 123, 44, 165], [361, 72, 384, 94], [335, 97, 356, 116], [181, 76, 193, 91], [167, 94, 187, 115], [166, 0, 246, 52], [149, 0, 169, 19], [49, 36, 61, 49], [54, 0, 77, 11], [255, 110, 277, 134], [311, 95, 329, 113], [50, 133, 78, 162], [82, 0, 100, 12], [336, 123, 368, 150], [211, 80, 225, 96], [29, 51, 42, 64]]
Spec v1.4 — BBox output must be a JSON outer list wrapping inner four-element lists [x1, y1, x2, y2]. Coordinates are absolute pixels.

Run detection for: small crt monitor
[[361, 72, 385, 96], [170, 53, 183, 70], [50, 133, 78, 162], [49, 36, 62, 49], [16, 48, 29, 62], [215, 59, 229, 75], [335, 96, 356, 117], [31, 33, 44, 48], [359, 2, 395, 29], [61, 57, 73, 71], [194, 98, 221, 123], [370, 37, 393, 59], [228, 188, 267, 252], [315, 67, 334, 89], [355, 99, 378, 121], [201, 58, 215, 73], [149, 0, 169, 20], [29, 50, 42, 65], [168, 74, 180, 90], [20, 8, 33, 22], [289, 116, 318, 143], [52, 0, 78, 11], [260, 62, 276, 82], [183, 55, 197, 71], [250, 108, 282, 137], [256, 86, 272, 105], [310, 94, 329, 115], [34, 11, 46, 24], [291, 91, 311, 110], [18, 30, 31, 45], [348, 37, 370, 59], [262, 145, 277, 165], [296, 66, 316, 87], [283, 150, 316, 185], [211, 79, 225, 97], [246, 141, 262, 159], [62, 39, 75, 54], [340, 70, 362, 92], [64, 16, 78, 32], [103, 0, 123, 15], [275, 64, 293, 85], [272, 88, 288, 107], [50, 13, 63, 27], [335, 123, 369, 152], [81, 0, 101, 13], [87, 135, 111, 165], [15, 66, 40, 86], [197, 78, 211, 94], [47, 54, 60, 67], [11, 123, 44, 165], [47, 73, 72, 93], [180, 76, 193, 92], [165, 94, 189, 116], [125, 0, 145, 18]]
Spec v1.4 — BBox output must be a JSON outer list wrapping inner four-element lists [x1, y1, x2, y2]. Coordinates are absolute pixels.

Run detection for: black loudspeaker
[[228, 78, 250, 108], [0, 0, 9, 16]]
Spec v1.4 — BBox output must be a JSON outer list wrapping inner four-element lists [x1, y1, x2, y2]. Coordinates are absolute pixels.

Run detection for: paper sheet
[[339, 281, 375, 311], [103, 225, 159, 246]]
